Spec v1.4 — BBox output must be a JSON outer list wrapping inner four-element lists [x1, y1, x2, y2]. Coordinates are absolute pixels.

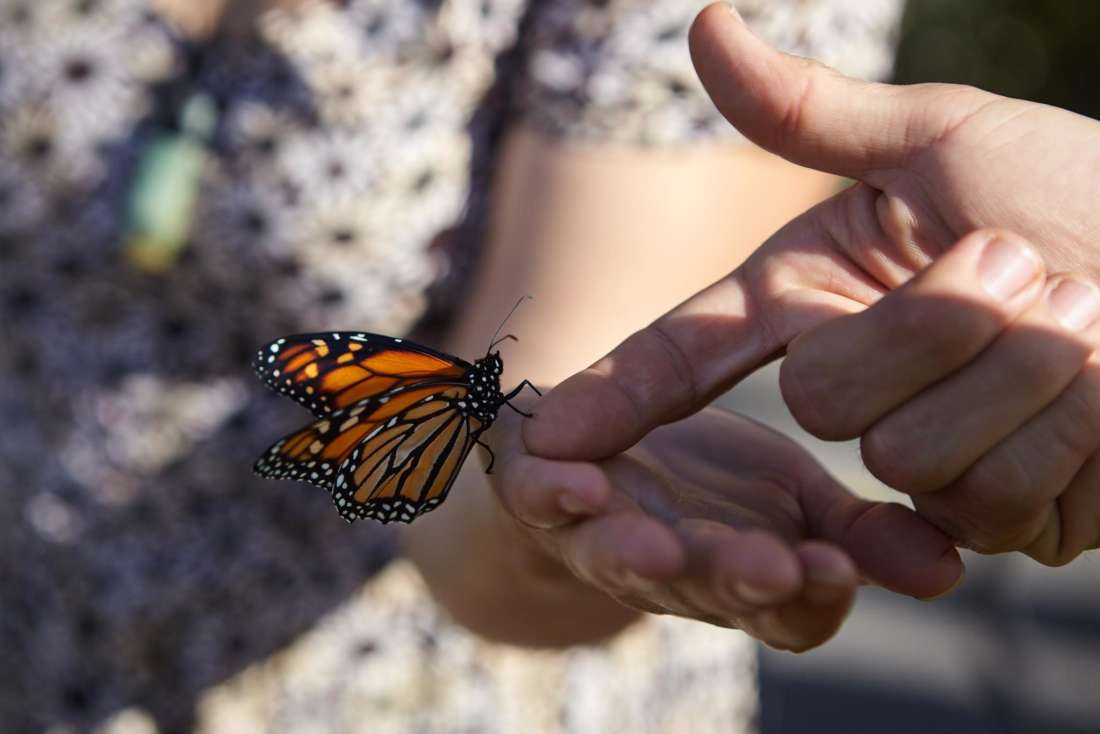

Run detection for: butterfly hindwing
[[252, 403, 363, 489], [252, 331, 470, 417], [253, 379, 488, 522], [330, 387, 485, 523]]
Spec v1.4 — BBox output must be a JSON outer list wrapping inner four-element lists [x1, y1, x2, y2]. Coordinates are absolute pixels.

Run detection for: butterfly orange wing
[[331, 386, 485, 523], [252, 332, 469, 417], [253, 332, 512, 524], [253, 380, 485, 523]]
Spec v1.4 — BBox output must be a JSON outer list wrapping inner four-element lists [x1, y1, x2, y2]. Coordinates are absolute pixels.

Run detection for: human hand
[[781, 229, 1100, 564], [523, 3, 1100, 565], [489, 398, 961, 652]]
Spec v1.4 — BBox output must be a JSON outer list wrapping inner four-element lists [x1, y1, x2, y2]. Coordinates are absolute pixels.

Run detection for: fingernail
[[734, 581, 781, 606], [1048, 278, 1100, 331], [978, 235, 1041, 300], [558, 493, 596, 517]]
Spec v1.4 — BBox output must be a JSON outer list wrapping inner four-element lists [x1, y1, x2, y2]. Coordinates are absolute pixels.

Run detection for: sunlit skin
[[527, 3, 1100, 568]]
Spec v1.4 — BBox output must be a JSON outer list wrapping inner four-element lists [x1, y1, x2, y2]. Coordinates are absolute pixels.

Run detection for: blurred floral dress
[[0, 1, 903, 732]]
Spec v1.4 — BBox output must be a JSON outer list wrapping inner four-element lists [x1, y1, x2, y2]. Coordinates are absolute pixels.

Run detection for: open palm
[[491, 403, 960, 652]]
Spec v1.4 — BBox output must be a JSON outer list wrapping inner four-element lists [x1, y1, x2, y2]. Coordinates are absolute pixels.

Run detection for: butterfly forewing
[[252, 332, 470, 417]]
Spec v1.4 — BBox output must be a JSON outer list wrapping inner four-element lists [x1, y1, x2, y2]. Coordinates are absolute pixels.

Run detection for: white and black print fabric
[[0, 1, 902, 731]]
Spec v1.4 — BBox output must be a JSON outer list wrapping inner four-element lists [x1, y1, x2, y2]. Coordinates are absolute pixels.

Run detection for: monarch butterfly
[[251, 326, 538, 524]]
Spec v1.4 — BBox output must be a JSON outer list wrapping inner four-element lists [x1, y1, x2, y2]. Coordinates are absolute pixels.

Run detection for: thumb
[[689, 2, 990, 179]]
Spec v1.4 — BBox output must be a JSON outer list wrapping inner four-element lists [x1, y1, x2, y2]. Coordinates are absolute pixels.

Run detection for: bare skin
[[404, 126, 961, 651], [527, 3, 1100, 568]]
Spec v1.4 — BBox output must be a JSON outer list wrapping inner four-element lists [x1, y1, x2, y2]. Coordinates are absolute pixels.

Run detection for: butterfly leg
[[503, 379, 542, 401], [519, 379, 543, 397], [476, 437, 497, 473], [503, 379, 541, 418], [502, 380, 539, 417], [504, 402, 533, 418]]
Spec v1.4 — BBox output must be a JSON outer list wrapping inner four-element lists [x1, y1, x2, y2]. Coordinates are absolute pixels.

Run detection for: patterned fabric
[[521, 0, 903, 144], [0, 1, 902, 732], [192, 561, 758, 734]]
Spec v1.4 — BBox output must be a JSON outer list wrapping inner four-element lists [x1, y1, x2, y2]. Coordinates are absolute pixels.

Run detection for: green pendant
[[124, 92, 217, 272]]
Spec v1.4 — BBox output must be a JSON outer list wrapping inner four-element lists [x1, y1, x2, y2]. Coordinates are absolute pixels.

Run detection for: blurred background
[[739, 2, 1100, 733], [1, 1, 1099, 733]]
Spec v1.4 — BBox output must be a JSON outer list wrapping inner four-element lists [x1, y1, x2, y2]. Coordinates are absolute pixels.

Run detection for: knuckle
[[647, 320, 700, 406], [1043, 480, 1100, 565], [911, 495, 977, 548], [965, 456, 1011, 497], [914, 487, 1047, 555], [776, 73, 814, 144], [893, 296, 997, 365], [773, 61, 841, 149], [957, 445, 1090, 558], [1013, 354, 1059, 398], [779, 339, 872, 440], [860, 423, 938, 493], [886, 295, 937, 338], [779, 354, 843, 438], [1047, 372, 1100, 459], [1006, 336, 1086, 398], [859, 425, 902, 488], [606, 323, 699, 428]]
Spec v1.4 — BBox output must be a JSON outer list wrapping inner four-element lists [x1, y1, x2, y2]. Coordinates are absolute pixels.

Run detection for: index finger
[[489, 394, 612, 528], [523, 255, 861, 460], [523, 270, 764, 460]]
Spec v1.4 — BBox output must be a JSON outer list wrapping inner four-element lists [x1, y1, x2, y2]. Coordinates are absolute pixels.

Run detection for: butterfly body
[[252, 331, 531, 524]]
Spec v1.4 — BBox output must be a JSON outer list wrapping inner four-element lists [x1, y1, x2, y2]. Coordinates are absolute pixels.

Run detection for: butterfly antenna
[[487, 295, 532, 353]]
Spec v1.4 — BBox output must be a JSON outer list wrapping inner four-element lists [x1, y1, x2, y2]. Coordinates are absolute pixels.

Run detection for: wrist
[[405, 463, 642, 646]]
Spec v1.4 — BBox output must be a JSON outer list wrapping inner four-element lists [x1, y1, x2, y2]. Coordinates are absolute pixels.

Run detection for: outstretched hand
[[486, 397, 961, 652], [524, 3, 1100, 565]]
